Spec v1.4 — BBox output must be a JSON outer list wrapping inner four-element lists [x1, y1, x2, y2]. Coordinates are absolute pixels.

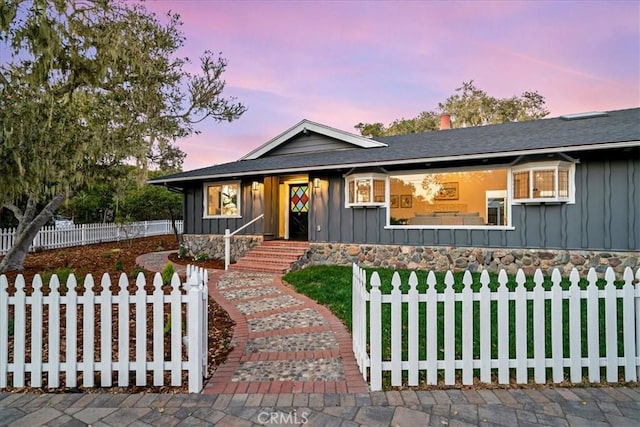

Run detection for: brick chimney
[[440, 113, 451, 130]]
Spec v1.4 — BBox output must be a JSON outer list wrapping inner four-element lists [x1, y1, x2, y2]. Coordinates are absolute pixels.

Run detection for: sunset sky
[[148, 0, 638, 170]]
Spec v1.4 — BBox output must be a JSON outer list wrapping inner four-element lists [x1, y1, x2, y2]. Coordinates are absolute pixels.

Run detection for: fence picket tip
[[444, 270, 454, 288], [370, 271, 381, 289], [622, 267, 634, 284], [391, 271, 401, 290], [116, 273, 128, 292], [48, 273, 60, 291], [533, 269, 544, 287], [497, 269, 508, 286], [604, 267, 616, 285], [33, 274, 43, 291], [426, 270, 436, 288], [408, 271, 418, 290], [462, 270, 473, 288], [479, 270, 490, 287]]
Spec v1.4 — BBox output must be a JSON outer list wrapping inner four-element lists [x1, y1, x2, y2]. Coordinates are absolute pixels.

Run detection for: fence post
[[425, 271, 437, 385], [390, 272, 402, 386], [0, 275, 8, 387], [622, 267, 637, 382], [369, 272, 382, 391], [635, 268, 640, 381], [224, 229, 231, 270], [187, 270, 203, 393], [407, 272, 419, 386]]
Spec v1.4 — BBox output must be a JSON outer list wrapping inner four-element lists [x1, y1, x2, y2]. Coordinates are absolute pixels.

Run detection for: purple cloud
[[142, 0, 639, 170]]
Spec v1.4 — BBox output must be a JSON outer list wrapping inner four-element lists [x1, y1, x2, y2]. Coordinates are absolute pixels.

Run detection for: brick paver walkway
[[203, 270, 369, 394]]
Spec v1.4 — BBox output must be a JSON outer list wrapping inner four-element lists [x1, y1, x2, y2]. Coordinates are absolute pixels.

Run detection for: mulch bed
[[0, 236, 235, 394]]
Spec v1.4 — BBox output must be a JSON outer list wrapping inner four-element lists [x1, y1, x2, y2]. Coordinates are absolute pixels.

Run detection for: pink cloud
[[137, 0, 639, 170]]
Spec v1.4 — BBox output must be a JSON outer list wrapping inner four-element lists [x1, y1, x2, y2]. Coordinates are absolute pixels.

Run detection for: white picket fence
[[0, 264, 208, 393], [352, 264, 640, 391], [0, 219, 184, 255]]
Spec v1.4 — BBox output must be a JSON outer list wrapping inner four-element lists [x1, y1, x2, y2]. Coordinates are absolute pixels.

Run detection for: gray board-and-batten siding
[[183, 155, 639, 252]]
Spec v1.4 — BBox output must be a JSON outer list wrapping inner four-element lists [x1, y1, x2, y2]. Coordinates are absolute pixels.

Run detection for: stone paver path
[[203, 270, 369, 394]]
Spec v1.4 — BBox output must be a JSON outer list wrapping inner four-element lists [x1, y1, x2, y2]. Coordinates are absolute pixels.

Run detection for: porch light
[[252, 181, 260, 191], [313, 177, 321, 189]]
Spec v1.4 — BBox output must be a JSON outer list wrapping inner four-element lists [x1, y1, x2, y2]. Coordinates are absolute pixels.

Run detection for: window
[[388, 168, 509, 228], [511, 162, 574, 203], [203, 181, 241, 217], [345, 174, 387, 207], [486, 190, 507, 226]]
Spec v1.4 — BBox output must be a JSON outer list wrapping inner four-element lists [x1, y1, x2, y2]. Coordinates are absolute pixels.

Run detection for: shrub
[[129, 264, 146, 279], [41, 267, 74, 294], [114, 258, 124, 271], [161, 262, 176, 286], [178, 245, 188, 260], [195, 252, 209, 262]]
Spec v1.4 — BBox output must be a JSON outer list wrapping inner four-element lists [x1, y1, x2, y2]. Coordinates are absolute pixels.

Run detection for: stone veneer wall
[[181, 234, 263, 262], [292, 243, 639, 278]]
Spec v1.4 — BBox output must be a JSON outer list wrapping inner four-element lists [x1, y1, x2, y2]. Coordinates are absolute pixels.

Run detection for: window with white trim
[[511, 161, 574, 203], [345, 174, 387, 207], [203, 181, 241, 217]]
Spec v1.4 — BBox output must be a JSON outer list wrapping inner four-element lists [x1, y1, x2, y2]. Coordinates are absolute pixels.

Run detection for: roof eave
[[148, 140, 639, 185]]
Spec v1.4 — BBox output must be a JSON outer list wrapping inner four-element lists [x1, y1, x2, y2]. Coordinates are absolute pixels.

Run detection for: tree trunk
[[0, 194, 66, 273], [168, 205, 183, 246]]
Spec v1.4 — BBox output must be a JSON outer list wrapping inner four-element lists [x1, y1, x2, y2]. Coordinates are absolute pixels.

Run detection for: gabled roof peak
[[240, 119, 387, 160]]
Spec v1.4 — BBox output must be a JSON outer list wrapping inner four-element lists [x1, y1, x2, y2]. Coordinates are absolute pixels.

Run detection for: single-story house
[[150, 107, 639, 276]]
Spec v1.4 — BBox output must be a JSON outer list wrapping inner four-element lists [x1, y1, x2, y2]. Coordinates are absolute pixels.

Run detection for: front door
[[288, 184, 309, 241]]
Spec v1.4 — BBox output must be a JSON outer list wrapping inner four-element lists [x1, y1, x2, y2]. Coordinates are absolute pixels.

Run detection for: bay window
[[345, 174, 387, 207], [511, 162, 574, 203]]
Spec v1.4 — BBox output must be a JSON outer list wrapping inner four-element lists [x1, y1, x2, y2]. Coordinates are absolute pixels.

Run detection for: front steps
[[229, 240, 310, 274]]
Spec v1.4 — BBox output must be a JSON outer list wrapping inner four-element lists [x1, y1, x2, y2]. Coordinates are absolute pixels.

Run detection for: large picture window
[[388, 169, 509, 227], [203, 181, 241, 217], [511, 161, 574, 203]]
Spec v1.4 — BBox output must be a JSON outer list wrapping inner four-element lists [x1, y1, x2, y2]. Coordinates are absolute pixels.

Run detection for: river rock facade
[[292, 243, 638, 278], [182, 234, 262, 263]]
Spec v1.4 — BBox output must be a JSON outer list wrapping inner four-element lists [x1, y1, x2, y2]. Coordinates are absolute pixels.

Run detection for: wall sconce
[[252, 181, 260, 191], [313, 178, 321, 189]]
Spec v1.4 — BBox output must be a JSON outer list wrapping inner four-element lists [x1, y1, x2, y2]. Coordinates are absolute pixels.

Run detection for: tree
[[0, 0, 246, 272], [58, 167, 183, 224], [355, 81, 548, 137]]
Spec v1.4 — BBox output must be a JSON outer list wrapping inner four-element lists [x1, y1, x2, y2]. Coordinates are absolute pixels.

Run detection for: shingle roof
[[150, 108, 640, 184]]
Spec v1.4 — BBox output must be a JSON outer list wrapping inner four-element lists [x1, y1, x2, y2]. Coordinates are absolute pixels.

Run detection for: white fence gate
[[0, 264, 208, 393], [352, 264, 640, 391], [0, 220, 184, 255]]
